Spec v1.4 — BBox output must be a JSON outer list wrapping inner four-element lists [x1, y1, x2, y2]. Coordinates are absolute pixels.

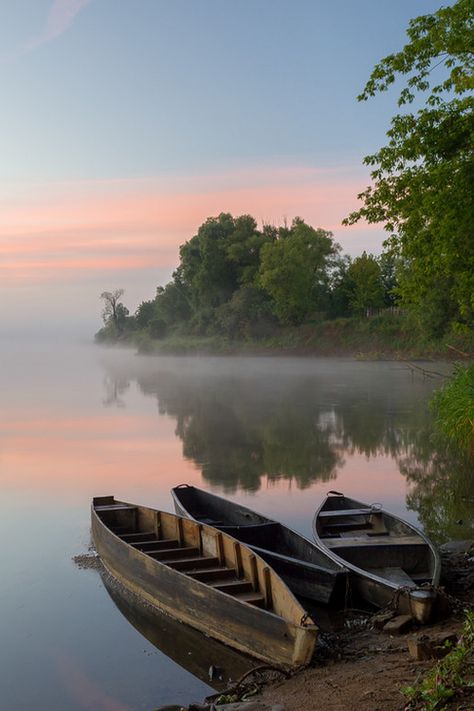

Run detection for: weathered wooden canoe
[[171, 484, 348, 605], [92, 496, 318, 667], [312, 492, 441, 622]]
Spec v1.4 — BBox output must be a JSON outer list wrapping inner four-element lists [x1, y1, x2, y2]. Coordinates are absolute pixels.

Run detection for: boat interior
[[173, 486, 342, 571], [174, 485, 268, 526], [317, 496, 434, 585], [93, 496, 305, 619]]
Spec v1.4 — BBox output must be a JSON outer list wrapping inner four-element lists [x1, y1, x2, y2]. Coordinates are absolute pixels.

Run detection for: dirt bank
[[257, 620, 462, 711], [255, 540, 474, 711]]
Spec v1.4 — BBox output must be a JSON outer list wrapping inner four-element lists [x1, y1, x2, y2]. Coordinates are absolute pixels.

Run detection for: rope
[[204, 663, 290, 705]]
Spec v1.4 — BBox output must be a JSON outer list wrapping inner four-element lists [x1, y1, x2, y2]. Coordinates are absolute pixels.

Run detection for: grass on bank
[[103, 314, 474, 360], [404, 611, 474, 710], [431, 363, 474, 455]]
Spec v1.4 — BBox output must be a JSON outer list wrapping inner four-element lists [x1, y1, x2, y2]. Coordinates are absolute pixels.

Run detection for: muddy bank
[[152, 617, 464, 711], [258, 621, 463, 711], [162, 615, 462, 711]]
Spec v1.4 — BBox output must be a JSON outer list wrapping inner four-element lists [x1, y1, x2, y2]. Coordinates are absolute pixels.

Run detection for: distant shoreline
[[95, 315, 473, 362]]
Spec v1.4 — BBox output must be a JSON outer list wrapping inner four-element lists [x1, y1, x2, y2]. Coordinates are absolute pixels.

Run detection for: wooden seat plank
[[232, 591, 265, 607], [319, 508, 376, 518], [148, 546, 199, 560], [211, 579, 254, 594], [186, 566, 236, 581], [166, 556, 221, 571], [325, 535, 423, 548], [120, 531, 155, 542], [131, 539, 179, 551], [325, 521, 373, 530]]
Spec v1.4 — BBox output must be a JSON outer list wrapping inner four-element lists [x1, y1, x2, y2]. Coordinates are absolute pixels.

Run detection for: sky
[[0, 0, 448, 336]]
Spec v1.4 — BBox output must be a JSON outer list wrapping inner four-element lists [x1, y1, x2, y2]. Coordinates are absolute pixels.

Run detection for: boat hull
[[92, 502, 317, 668], [172, 485, 347, 605], [312, 494, 441, 622]]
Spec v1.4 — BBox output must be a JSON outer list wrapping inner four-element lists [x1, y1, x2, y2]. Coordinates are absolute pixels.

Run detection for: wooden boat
[[171, 484, 348, 605], [101, 572, 254, 690], [312, 492, 441, 622], [92, 496, 318, 668]]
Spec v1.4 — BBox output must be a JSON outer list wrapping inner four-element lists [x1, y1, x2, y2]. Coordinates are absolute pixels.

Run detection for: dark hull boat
[[312, 492, 441, 622], [92, 496, 317, 668], [171, 484, 347, 605]]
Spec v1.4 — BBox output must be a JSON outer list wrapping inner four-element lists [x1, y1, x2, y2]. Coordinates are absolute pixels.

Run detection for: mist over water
[[0, 341, 469, 710]]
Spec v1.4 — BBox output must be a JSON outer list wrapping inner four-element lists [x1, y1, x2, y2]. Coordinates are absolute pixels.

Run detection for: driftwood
[[447, 344, 471, 358], [204, 664, 290, 704], [402, 361, 449, 379]]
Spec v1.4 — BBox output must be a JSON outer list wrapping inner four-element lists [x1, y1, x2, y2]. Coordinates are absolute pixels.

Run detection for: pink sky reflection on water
[[0, 402, 412, 526], [56, 649, 133, 711], [0, 407, 201, 504]]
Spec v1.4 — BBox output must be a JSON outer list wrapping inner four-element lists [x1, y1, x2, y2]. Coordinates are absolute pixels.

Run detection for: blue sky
[[0, 0, 448, 334]]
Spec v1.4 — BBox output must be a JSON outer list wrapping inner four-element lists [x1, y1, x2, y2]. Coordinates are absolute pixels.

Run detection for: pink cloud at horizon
[[0, 165, 383, 285]]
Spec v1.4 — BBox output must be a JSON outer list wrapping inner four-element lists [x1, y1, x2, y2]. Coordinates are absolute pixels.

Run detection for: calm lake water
[[1, 341, 471, 711]]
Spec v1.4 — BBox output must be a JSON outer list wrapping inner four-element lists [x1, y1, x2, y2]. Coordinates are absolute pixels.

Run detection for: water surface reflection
[[99, 353, 473, 543], [1, 343, 471, 711], [101, 573, 254, 690]]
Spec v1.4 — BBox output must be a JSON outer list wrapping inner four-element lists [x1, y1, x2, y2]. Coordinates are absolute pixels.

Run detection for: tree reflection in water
[[399, 429, 474, 543], [136, 368, 344, 490], [100, 356, 472, 540]]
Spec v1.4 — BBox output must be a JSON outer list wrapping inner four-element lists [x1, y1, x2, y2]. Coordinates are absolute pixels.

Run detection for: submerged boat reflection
[[101, 572, 255, 690]]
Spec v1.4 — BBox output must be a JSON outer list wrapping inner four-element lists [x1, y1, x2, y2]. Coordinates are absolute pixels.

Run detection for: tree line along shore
[[95, 211, 474, 361], [95, 209, 474, 360]]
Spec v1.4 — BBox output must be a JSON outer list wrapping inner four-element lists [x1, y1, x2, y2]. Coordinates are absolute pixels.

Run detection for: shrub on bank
[[404, 610, 474, 710], [431, 364, 474, 455]]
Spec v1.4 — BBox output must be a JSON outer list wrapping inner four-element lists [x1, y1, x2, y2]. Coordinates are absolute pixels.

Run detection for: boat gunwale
[[171, 484, 347, 574], [312, 494, 442, 591], [92, 499, 317, 631]]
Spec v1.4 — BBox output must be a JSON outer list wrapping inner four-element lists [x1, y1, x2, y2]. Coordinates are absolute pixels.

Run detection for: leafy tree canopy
[[258, 218, 338, 324], [97, 214, 402, 342], [134, 299, 156, 328], [346, 252, 385, 315], [345, 0, 474, 333], [178, 213, 260, 310]]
